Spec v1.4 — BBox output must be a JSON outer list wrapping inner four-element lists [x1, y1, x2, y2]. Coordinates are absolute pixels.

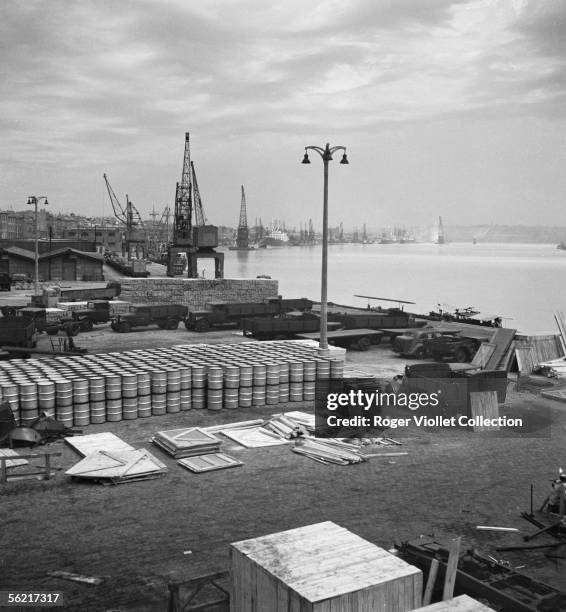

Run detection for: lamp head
[[340, 152, 349, 165], [27, 196, 35, 206], [301, 152, 311, 164]]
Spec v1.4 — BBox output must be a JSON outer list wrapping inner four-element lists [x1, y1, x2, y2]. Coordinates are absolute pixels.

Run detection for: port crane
[[166, 132, 223, 277], [102, 173, 146, 260]]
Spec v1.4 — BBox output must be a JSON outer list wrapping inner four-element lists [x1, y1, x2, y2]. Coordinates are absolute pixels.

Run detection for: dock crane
[[102, 173, 146, 260], [166, 132, 223, 278]]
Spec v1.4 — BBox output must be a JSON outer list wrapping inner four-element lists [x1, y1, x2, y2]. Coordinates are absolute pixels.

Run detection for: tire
[[184, 320, 194, 331], [166, 318, 179, 330], [66, 323, 80, 337], [414, 347, 424, 359], [79, 320, 93, 332], [357, 337, 371, 351], [194, 319, 210, 332], [455, 347, 470, 363], [119, 322, 132, 333]]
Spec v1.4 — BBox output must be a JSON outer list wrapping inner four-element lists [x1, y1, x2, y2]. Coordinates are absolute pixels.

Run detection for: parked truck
[[0, 317, 37, 348], [14, 308, 81, 336], [186, 297, 312, 332], [110, 304, 188, 333], [71, 300, 113, 331], [423, 332, 482, 363], [59, 282, 121, 302], [392, 329, 452, 359], [327, 309, 414, 332]]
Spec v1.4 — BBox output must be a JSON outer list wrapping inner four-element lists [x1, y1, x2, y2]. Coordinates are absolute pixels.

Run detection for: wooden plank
[[178, 453, 243, 473], [471, 343, 496, 369], [0, 448, 28, 468], [413, 594, 494, 611], [222, 427, 288, 448], [484, 328, 516, 370], [422, 558, 439, 606], [442, 537, 461, 601], [469, 391, 499, 432], [65, 432, 134, 457]]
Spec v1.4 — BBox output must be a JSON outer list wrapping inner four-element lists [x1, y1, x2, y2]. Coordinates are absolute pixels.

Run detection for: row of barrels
[[0, 341, 345, 428]]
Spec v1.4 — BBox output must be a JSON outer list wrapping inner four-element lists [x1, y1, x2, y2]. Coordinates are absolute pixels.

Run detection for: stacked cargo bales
[[119, 278, 279, 311], [0, 341, 344, 427]]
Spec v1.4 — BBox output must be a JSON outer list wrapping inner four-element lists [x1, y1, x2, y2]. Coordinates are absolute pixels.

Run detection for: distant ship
[[557, 242, 566, 250], [259, 223, 290, 247]]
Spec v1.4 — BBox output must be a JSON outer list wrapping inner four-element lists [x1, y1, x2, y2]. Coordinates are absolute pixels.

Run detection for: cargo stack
[[0, 341, 344, 427]]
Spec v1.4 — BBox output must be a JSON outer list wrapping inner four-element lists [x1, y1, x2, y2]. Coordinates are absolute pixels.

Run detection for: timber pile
[[292, 438, 366, 464], [0, 340, 344, 428], [230, 521, 422, 612], [152, 427, 221, 458]]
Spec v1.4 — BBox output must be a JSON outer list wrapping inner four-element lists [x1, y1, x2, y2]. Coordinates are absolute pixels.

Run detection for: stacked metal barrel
[[0, 341, 344, 428]]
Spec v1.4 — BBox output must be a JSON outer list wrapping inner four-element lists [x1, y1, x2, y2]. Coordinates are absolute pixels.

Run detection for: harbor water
[[222, 243, 566, 334]]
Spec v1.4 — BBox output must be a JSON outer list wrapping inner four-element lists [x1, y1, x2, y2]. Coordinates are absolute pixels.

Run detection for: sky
[[1, 0, 566, 231]]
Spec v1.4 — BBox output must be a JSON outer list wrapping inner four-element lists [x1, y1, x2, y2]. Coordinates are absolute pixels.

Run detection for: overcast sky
[[1, 0, 565, 230]]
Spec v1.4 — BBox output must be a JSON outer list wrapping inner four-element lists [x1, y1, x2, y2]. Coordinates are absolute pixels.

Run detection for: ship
[[259, 222, 290, 247]]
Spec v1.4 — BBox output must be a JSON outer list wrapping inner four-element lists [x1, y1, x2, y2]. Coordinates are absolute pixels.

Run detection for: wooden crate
[[412, 594, 494, 611], [230, 521, 422, 612]]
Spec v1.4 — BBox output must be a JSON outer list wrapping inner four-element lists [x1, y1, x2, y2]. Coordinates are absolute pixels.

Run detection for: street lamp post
[[302, 143, 348, 355], [26, 196, 49, 295]]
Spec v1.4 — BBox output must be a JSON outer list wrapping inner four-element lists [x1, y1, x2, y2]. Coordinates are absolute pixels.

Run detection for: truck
[[296, 328, 384, 351], [110, 304, 188, 333], [104, 253, 149, 277], [14, 308, 81, 337], [392, 329, 452, 359], [327, 308, 414, 332], [71, 300, 113, 331], [423, 332, 482, 363], [241, 312, 341, 340], [186, 297, 312, 332], [59, 282, 121, 302], [0, 317, 37, 348]]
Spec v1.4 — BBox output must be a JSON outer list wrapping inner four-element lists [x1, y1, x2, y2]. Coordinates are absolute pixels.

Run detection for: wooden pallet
[[0, 451, 61, 483]]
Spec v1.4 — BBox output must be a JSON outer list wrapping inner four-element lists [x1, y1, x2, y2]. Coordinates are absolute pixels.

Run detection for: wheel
[[165, 318, 179, 330], [66, 323, 80, 337], [357, 337, 371, 351], [455, 347, 470, 363], [79, 319, 93, 332], [184, 320, 194, 331], [119, 322, 132, 333], [157, 323, 166, 329], [111, 322, 118, 332], [194, 319, 210, 332], [432, 352, 443, 362], [414, 347, 425, 359]]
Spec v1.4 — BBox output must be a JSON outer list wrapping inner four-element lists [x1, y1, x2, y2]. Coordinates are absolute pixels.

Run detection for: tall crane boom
[[191, 161, 207, 226], [173, 132, 193, 246]]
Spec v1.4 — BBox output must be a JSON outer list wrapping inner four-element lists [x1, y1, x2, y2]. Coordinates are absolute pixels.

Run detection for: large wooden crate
[[230, 521, 422, 612], [412, 594, 494, 611]]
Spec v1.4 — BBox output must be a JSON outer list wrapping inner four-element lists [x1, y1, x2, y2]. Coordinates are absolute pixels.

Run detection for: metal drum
[[122, 396, 138, 420], [191, 388, 205, 409], [150, 370, 168, 394], [166, 391, 181, 413], [207, 388, 222, 411], [223, 365, 240, 389], [105, 374, 122, 400], [224, 387, 239, 409], [239, 387, 252, 408], [330, 358, 344, 379], [180, 389, 192, 411], [151, 395, 167, 416], [207, 367, 223, 390], [55, 379, 73, 407], [90, 401, 106, 424], [279, 362, 290, 384], [88, 376, 106, 403], [302, 360, 317, 382], [74, 404, 90, 427], [37, 381, 56, 412], [137, 396, 152, 418], [238, 364, 253, 388], [252, 386, 266, 406], [137, 372, 151, 397], [289, 362, 304, 383], [266, 363, 281, 386], [279, 383, 290, 403], [179, 367, 192, 390], [121, 373, 138, 399], [266, 386, 280, 405], [289, 383, 303, 402], [106, 399, 123, 422], [167, 369, 182, 392], [252, 364, 267, 387], [315, 359, 330, 380], [303, 381, 316, 401], [191, 366, 206, 389]]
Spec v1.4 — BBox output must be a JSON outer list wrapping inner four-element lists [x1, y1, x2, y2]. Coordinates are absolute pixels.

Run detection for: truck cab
[[111, 304, 188, 333], [72, 300, 112, 331], [16, 308, 79, 336], [392, 329, 447, 359]]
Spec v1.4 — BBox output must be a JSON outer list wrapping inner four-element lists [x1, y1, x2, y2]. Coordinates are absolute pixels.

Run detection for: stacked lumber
[[230, 521, 422, 612], [411, 594, 494, 611], [263, 412, 314, 439], [65, 449, 167, 484], [469, 391, 499, 431], [292, 438, 366, 464], [57, 301, 89, 312], [483, 328, 516, 370], [152, 427, 221, 458]]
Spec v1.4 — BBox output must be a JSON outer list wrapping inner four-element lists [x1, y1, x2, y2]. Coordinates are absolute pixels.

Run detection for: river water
[[221, 243, 566, 334]]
